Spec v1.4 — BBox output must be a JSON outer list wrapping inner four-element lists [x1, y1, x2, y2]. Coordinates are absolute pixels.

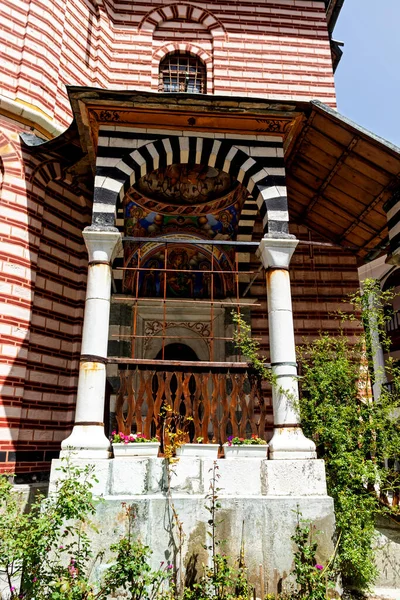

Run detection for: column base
[[269, 426, 317, 460], [60, 425, 111, 459]]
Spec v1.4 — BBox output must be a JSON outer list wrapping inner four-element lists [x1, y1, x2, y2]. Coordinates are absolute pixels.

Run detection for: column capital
[[257, 236, 299, 270], [82, 228, 122, 263]]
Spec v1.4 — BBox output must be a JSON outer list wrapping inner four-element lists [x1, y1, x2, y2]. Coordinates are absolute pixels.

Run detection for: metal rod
[[112, 334, 262, 341], [110, 358, 251, 368], [122, 236, 259, 248], [210, 245, 214, 361], [121, 236, 351, 249], [235, 252, 241, 360], [117, 267, 256, 274], [162, 244, 167, 360], [243, 264, 263, 298], [132, 245, 141, 359], [112, 297, 260, 306]]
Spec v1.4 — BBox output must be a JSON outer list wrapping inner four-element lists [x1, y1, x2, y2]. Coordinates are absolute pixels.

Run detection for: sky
[[334, 0, 400, 148]]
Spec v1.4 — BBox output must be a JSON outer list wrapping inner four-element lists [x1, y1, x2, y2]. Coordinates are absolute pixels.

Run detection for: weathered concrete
[[49, 457, 335, 592], [373, 516, 400, 594]]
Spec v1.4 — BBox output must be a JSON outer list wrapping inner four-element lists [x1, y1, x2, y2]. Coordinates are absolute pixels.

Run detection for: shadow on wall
[[0, 124, 92, 482]]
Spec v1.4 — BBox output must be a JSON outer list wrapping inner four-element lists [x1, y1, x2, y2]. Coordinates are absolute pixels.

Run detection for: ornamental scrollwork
[[99, 110, 120, 122], [143, 320, 211, 350]]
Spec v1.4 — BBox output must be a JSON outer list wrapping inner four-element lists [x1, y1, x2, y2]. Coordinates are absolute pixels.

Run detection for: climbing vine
[[233, 279, 400, 591]]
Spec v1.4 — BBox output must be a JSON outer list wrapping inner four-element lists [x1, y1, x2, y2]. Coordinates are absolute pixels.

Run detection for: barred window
[[159, 52, 206, 94]]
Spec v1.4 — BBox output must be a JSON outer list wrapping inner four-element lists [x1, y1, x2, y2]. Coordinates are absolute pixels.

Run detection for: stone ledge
[[50, 457, 328, 498]]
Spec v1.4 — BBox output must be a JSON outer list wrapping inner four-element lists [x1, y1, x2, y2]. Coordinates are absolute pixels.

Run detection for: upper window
[[159, 52, 206, 94]]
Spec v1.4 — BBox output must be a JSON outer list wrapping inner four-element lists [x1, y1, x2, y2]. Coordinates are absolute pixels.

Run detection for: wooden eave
[[325, 0, 345, 34], [24, 88, 400, 264], [285, 101, 400, 261]]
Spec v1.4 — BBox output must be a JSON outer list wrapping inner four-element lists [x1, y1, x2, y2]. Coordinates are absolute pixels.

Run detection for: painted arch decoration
[[93, 136, 289, 238]]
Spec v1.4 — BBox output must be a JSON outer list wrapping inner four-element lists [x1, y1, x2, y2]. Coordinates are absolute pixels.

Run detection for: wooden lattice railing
[[112, 361, 267, 446]]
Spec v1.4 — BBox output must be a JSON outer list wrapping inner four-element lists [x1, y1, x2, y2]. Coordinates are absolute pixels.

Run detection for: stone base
[[60, 425, 111, 459], [49, 458, 335, 593]]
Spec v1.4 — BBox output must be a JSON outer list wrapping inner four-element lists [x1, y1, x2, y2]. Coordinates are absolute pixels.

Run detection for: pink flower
[[315, 564, 323, 570]]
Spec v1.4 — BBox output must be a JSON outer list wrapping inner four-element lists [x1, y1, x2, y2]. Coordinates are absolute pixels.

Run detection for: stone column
[[366, 293, 387, 401], [61, 228, 122, 459], [257, 237, 316, 459]]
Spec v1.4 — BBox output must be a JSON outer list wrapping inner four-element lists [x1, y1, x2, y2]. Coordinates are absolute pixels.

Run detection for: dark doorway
[[156, 343, 198, 361]]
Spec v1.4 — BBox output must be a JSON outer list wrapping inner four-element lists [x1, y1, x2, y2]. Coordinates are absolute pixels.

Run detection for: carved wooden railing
[[112, 361, 267, 446]]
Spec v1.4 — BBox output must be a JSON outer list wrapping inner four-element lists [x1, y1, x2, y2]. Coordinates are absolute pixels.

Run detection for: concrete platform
[[50, 457, 335, 592]]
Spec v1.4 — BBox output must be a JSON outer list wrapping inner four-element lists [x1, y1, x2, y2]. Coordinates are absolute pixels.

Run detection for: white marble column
[[61, 229, 122, 459], [257, 237, 316, 459], [367, 293, 387, 401]]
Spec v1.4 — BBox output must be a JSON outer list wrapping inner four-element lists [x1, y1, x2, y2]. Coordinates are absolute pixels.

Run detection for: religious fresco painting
[[134, 163, 238, 206], [124, 198, 242, 240], [122, 243, 235, 299], [123, 162, 249, 241], [122, 162, 245, 299]]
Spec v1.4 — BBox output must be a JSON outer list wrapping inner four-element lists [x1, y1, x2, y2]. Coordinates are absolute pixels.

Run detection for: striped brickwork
[[94, 131, 288, 236], [0, 117, 90, 475], [384, 188, 400, 260], [0, 113, 363, 473], [0, 0, 336, 131]]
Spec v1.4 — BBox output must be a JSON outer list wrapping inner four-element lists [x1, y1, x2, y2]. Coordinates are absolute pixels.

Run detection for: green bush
[[233, 278, 400, 591]]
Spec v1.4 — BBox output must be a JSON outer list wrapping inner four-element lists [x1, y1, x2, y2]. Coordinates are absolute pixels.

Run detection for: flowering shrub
[[111, 431, 158, 444], [226, 434, 266, 447], [291, 515, 333, 600]]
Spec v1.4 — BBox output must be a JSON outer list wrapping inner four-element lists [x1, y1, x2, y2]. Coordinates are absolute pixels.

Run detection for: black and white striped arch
[[93, 135, 288, 237]]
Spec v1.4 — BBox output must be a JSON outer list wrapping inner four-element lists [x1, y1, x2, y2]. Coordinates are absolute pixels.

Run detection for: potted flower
[[176, 437, 220, 458], [223, 434, 268, 458], [111, 431, 160, 458]]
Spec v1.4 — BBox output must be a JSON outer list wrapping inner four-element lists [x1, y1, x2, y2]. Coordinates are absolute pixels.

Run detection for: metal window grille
[[159, 52, 206, 94], [116, 239, 263, 362]]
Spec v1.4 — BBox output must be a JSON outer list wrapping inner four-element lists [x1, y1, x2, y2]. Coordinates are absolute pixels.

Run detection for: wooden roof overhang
[[285, 101, 400, 262], [24, 88, 400, 264]]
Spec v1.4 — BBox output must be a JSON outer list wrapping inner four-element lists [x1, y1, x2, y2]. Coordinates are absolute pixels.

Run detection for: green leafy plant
[[0, 460, 175, 600], [102, 505, 174, 600], [291, 514, 334, 600], [231, 312, 273, 384], [298, 279, 400, 590], [183, 462, 251, 600], [159, 403, 194, 461], [0, 459, 100, 600], [232, 280, 400, 592]]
